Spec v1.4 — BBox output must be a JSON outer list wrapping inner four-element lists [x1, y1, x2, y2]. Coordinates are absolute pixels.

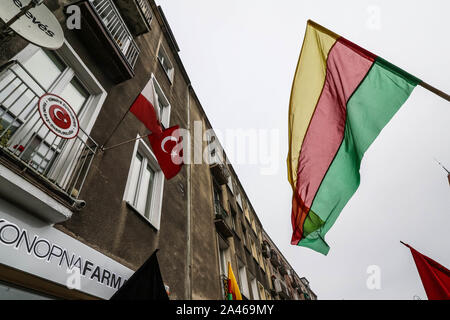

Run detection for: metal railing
[[214, 199, 228, 219], [89, 0, 140, 70], [0, 61, 98, 201], [136, 0, 153, 27]]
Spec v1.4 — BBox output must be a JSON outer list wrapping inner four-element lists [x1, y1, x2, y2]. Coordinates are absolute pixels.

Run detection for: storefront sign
[[0, 0, 64, 49], [0, 199, 133, 299], [38, 93, 80, 139]]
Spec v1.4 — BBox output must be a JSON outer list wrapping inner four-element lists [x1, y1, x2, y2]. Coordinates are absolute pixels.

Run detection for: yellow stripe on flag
[[287, 20, 339, 189], [227, 262, 242, 300]]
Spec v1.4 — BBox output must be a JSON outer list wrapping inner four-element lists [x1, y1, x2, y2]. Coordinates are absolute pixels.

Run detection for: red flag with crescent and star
[[148, 125, 183, 180]]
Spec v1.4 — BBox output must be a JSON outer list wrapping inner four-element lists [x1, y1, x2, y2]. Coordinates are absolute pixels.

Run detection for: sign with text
[[0, 0, 64, 49], [38, 93, 80, 139], [0, 198, 133, 299]]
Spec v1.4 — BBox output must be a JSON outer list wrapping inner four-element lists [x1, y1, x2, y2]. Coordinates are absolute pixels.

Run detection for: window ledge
[[0, 163, 72, 223], [125, 201, 158, 231]]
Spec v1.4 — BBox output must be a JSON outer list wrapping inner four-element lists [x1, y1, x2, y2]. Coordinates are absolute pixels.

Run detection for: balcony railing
[[0, 61, 98, 202], [89, 0, 140, 70], [214, 199, 228, 219], [214, 200, 233, 238], [136, 0, 153, 28]]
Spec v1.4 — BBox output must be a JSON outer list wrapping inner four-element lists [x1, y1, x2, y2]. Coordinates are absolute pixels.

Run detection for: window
[[244, 202, 251, 222], [157, 45, 174, 83], [251, 219, 257, 233], [258, 282, 265, 300], [251, 239, 257, 260], [250, 276, 259, 300], [241, 224, 247, 247], [259, 251, 265, 270], [230, 207, 237, 231], [1, 43, 106, 195], [238, 264, 249, 298], [226, 176, 234, 194], [151, 75, 171, 128], [236, 193, 243, 210], [217, 235, 230, 298], [124, 136, 164, 229]]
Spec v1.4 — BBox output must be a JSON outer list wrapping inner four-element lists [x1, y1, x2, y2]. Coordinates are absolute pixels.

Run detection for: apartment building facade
[[0, 0, 315, 300]]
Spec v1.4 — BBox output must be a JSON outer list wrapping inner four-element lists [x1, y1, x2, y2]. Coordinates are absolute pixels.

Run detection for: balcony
[[279, 264, 288, 276], [214, 200, 233, 238], [270, 249, 281, 267], [261, 241, 271, 259], [210, 162, 230, 185], [271, 277, 290, 300], [0, 61, 98, 222], [113, 0, 153, 36], [68, 0, 140, 83]]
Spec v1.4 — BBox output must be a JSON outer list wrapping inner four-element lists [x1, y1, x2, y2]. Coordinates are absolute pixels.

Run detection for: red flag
[[402, 242, 450, 300], [130, 79, 162, 135], [148, 126, 183, 180]]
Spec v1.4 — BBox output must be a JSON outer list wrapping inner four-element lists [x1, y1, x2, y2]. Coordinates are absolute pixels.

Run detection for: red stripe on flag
[[292, 39, 374, 242]]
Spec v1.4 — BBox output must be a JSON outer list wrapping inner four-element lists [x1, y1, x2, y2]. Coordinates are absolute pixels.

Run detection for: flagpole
[[433, 158, 450, 174], [100, 107, 132, 150], [101, 133, 150, 152], [308, 19, 450, 103], [100, 87, 145, 150], [419, 81, 450, 102]]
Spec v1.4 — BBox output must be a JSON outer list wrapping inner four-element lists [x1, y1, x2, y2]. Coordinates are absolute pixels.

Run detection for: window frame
[[238, 263, 250, 298], [6, 42, 107, 192], [13, 43, 107, 134], [123, 135, 165, 229], [157, 43, 175, 83], [150, 74, 171, 129]]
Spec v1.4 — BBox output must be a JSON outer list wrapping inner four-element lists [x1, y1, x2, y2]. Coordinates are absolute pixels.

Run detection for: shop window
[[124, 136, 164, 229], [0, 281, 55, 300]]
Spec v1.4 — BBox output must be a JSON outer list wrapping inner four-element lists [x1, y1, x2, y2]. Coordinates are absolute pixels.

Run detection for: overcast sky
[[158, 0, 450, 299]]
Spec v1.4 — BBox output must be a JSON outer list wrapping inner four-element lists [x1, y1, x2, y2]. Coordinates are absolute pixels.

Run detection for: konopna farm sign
[[0, 200, 133, 299]]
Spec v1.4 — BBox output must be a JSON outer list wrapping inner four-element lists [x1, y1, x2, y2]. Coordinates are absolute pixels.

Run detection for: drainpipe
[[185, 82, 192, 300]]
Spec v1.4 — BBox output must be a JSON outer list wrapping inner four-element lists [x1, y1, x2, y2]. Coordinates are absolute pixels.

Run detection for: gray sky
[[158, 0, 450, 299]]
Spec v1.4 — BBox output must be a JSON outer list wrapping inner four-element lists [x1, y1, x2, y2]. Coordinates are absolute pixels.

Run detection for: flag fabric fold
[[402, 242, 450, 300], [287, 20, 420, 255], [130, 78, 162, 135], [148, 125, 184, 180], [226, 262, 242, 300], [110, 249, 169, 300]]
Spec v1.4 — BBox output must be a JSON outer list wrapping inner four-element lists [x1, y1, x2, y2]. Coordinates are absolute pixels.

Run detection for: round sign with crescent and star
[[38, 93, 79, 139]]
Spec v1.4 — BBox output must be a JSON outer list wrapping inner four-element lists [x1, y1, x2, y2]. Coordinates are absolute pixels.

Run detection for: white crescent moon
[[161, 136, 178, 153]]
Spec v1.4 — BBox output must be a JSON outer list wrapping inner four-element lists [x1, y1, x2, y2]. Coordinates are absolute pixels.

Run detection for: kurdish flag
[[287, 20, 420, 255]]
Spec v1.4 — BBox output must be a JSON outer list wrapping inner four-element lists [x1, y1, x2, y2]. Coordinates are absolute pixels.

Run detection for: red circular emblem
[[38, 94, 79, 139]]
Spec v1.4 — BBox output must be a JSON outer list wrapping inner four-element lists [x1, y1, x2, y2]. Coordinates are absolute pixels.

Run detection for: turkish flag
[[130, 79, 162, 135], [402, 242, 450, 300], [148, 125, 183, 180]]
